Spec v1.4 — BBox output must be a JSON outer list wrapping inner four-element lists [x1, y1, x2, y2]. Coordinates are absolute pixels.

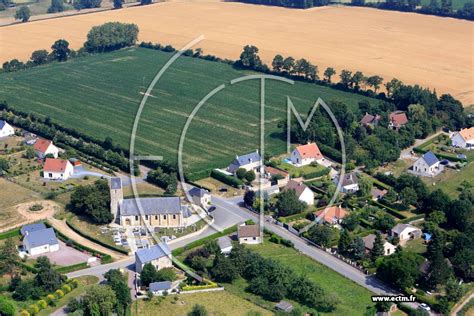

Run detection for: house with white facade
[[390, 224, 422, 243], [411, 151, 442, 177], [0, 120, 14, 137], [362, 234, 397, 256], [34, 139, 59, 159], [451, 127, 474, 150], [42, 158, 74, 180], [238, 224, 262, 245], [227, 150, 262, 174], [282, 180, 314, 205], [388, 111, 408, 131], [135, 243, 173, 273], [334, 172, 360, 193], [290, 143, 325, 167], [188, 187, 211, 207], [22, 227, 59, 256]]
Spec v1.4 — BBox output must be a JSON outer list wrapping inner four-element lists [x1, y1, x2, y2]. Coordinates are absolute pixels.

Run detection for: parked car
[[208, 206, 216, 212], [420, 303, 431, 311]]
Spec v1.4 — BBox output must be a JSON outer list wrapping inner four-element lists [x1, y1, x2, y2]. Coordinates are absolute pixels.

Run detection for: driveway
[[71, 166, 109, 179], [30, 240, 93, 266]]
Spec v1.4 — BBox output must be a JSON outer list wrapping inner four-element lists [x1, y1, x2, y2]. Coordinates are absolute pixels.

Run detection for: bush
[[61, 284, 72, 293], [37, 300, 47, 309], [46, 294, 56, 304], [20, 311, 30, 316], [27, 305, 39, 315], [55, 289, 64, 298], [68, 279, 79, 289], [29, 204, 44, 212], [0, 296, 16, 316]]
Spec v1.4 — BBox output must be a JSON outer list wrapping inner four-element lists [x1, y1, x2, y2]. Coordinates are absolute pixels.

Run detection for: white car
[[420, 303, 431, 311]]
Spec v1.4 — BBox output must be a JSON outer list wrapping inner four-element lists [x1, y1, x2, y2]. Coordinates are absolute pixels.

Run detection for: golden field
[[0, 2, 472, 105]]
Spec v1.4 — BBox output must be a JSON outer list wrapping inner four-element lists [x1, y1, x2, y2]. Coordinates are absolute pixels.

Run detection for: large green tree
[[82, 284, 117, 316], [104, 269, 131, 316], [274, 189, 306, 217], [51, 39, 71, 62], [69, 179, 113, 224], [15, 6, 30, 22]]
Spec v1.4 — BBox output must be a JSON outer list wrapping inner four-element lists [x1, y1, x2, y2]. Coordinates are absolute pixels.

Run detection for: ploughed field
[[0, 47, 375, 177], [0, 2, 472, 105]]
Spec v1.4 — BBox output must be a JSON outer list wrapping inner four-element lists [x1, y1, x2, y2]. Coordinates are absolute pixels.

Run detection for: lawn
[[404, 238, 427, 254], [0, 47, 376, 179], [122, 181, 166, 198], [275, 161, 328, 178], [248, 240, 374, 315], [427, 162, 474, 197], [131, 290, 272, 316]]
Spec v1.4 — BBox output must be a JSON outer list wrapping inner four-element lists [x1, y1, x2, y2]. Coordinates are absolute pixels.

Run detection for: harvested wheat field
[[0, 2, 472, 104]]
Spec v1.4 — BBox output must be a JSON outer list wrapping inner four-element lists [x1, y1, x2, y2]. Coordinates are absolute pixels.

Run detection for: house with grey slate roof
[[149, 281, 175, 296], [21, 223, 47, 236], [188, 187, 211, 207], [22, 227, 59, 256], [410, 151, 442, 177], [227, 150, 262, 174], [135, 243, 172, 273]]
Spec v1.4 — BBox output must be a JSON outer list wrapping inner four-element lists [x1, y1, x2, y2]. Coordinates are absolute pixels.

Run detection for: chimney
[[256, 149, 259, 154]]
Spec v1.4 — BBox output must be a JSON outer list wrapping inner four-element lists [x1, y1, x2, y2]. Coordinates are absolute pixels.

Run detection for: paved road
[[400, 130, 445, 160]]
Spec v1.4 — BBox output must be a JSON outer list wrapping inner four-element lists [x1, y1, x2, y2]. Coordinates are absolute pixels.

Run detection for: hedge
[[302, 167, 330, 180], [18, 261, 38, 273], [0, 227, 21, 240], [181, 280, 219, 291], [370, 200, 407, 220], [210, 170, 243, 188], [186, 169, 213, 182], [65, 219, 129, 255], [318, 144, 342, 162], [277, 209, 314, 224], [172, 225, 238, 256], [399, 214, 425, 224], [55, 262, 88, 274]]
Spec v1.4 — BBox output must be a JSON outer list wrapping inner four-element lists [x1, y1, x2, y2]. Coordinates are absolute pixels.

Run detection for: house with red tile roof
[[42, 158, 74, 180], [290, 142, 325, 167], [264, 166, 289, 187], [34, 139, 59, 159], [388, 111, 408, 131], [360, 113, 381, 128], [315, 206, 348, 225], [451, 127, 474, 150]]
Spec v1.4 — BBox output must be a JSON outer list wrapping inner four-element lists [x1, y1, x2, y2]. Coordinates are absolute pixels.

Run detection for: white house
[[291, 143, 325, 167], [188, 187, 211, 207], [135, 243, 173, 273], [149, 281, 175, 296], [362, 234, 397, 256], [411, 151, 442, 177], [334, 172, 360, 193], [390, 224, 422, 243], [451, 127, 474, 150], [227, 150, 262, 174], [34, 139, 59, 159], [283, 180, 314, 205], [42, 158, 74, 180], [238, 224, 262, 245], [0, 120, 14, 137], [22, 227, 59, 256], [217, 236, 233, 255]]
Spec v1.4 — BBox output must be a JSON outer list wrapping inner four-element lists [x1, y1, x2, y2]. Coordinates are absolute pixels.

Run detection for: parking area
[[29, 240, 95, 266]]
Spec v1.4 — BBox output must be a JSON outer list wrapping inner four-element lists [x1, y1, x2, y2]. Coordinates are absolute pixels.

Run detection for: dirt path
[[0, 3, 472, 105], [0, 200, 60, 233], [48, 217, 126, 260], [451, 293, 473, 316]]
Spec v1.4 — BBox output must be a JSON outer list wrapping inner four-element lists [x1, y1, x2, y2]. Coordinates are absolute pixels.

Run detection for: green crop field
[[0, 47, 376, 178]]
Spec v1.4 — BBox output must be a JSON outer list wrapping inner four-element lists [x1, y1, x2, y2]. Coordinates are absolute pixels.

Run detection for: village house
[[22, 226, 59, 256], [0, 120, 14, 137], [217, 236, 233, 255], [135, 243, 173, 273], [411, 151, 442, 177], [238, 224, 262, 245], [42, 158, 74, 180], [188, 187, 212, 207], [149, 281, 175, 296], [334, 172, 360, 193], [362, 234, 397, 256], [283, 180, 314, 205], [34, 138, 59, 159], [371, 187, 387, 201], [20, 223, 47, 236], [388, 111, 408, 131], [119, 197, 191, 228], [290, 142, 325, 167], [390, 224, 422, 243], [227, 150, 262, 174], [360, 113, 381, 128], [451, 127, 474, 150], [264, 166, 290, 187], [315, 206, 348, 225]]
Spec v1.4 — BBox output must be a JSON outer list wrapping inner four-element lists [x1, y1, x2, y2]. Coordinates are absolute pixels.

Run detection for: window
[[163, 215, 167, 220], [145, 215, 149, 220], [135, 216, 139, 220], [173, 215, 176, 219], [155, 216, 158, 220], [48, 173, 52, 178], [253, 237, 256, 240]]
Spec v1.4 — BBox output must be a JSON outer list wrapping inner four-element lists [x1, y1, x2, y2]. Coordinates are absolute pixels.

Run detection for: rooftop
[[188, 187, 209, 198], [43, 158, 71, 173], [135, 243, 171, 264], [21, 223, 47, 236], [232, 150, 261, 167], [458, 127, 474, 141], [110, 177, 122, 190], [283, 180, 309, 197], [24, 228, 58, 248], [238, 224, 260, 238], [391, 223, 420, 234], [149, 281, 172, 292], [339, 172, 359, 187], [294, 143, 323, 160], [0, 120, 8, 129], [421, 151, 439, 167], [315, 206, 348, 223], [389, 111, 408, 127], [217, 236, 233, 250], [120, 197, 182, 216], [34, 138, 53, 153]]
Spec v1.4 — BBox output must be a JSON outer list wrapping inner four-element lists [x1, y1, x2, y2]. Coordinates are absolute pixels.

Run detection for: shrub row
[[210, 169, 243, 188], [65, 218, 129, 255], [55, 262, 88, 274], [186, 169, 213, 182], [399, 214, 425, 224], [318, 144, 343, 162], [172, 225, 238, 257], [269, 234, 294, 248], [277, 209, 314, 224], [0, 227, 21, 240], [302, 167, 330, 180], [370, 200, 407, 220], [181, 280, 219, 291]]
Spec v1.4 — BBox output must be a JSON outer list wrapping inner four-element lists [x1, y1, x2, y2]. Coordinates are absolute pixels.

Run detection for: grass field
[[248, 240, 374, 316], [131, 290, 272, 316], [0, 47, 375, 178], [431, 162, 474, 197]]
